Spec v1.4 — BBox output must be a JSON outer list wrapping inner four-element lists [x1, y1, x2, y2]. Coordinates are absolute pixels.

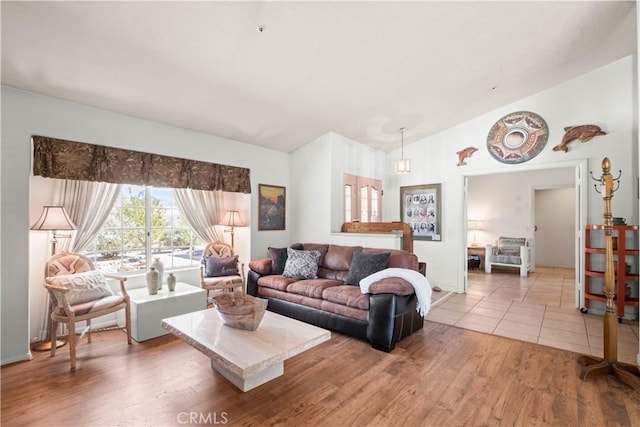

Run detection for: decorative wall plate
[[486, 111, 549, 164]]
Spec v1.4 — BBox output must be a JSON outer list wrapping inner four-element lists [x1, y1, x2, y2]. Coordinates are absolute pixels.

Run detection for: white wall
[[381, 56, 638, 291], [1, 86, 291, 364]]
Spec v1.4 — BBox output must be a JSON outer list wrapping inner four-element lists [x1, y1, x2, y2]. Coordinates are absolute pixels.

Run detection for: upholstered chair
[[200, 242, 245, 301], [44, 252, 131, 370]]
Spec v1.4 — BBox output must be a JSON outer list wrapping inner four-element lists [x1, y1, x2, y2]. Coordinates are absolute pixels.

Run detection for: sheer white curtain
[[38, 179, 121, 342], [56, 180, 122, 252], [173, 188, 224, 243]]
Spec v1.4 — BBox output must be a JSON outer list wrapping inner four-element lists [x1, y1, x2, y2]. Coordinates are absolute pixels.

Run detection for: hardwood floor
[[2, 321, 639, 426]]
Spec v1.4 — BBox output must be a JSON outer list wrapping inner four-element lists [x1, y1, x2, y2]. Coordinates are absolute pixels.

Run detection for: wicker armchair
[[44, 252, 131, 370], [200, 242, 245, 301]]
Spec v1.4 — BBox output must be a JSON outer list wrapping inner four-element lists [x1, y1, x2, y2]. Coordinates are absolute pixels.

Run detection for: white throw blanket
[[359, 268, 432, 317]]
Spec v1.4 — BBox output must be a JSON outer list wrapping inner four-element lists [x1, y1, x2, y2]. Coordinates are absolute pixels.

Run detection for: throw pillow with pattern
[[282, 248, 321, 279]]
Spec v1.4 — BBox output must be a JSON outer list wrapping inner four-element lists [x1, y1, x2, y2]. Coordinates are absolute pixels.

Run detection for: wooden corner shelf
[[583, 224, 640, 318]]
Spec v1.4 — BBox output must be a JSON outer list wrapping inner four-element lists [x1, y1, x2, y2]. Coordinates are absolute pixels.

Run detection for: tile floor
[[425, 266, 640, 365]]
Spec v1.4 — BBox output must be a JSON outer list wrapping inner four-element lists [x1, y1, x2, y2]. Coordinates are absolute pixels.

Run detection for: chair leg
[[50, 319, 58, 357], [125, 305, 132, 345], [68, 319, 76, 371]]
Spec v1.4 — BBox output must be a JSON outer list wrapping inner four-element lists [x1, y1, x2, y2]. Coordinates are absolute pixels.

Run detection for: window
[[83, 185, 203, 273], [344, 173, 382, 223]]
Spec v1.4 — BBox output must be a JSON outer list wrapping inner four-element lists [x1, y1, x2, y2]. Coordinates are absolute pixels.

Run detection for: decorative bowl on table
[[212, 292, 268, 331]]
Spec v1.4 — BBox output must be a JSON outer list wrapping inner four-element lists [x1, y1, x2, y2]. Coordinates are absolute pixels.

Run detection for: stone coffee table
[[161, 308, 330, 391]]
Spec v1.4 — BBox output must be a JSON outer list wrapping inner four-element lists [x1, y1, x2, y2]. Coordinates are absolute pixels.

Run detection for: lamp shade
[[220, 210, 244, 228], [467, 220, 483, 231], [30, 206, 76, 231], [395, 159, 411, 174]]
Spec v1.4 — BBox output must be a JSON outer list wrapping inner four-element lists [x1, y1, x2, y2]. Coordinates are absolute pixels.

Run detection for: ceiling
[[1, 1, 637, 153]]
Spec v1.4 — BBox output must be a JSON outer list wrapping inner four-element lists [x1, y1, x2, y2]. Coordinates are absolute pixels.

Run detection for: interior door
[[534, 187, 575, 268]]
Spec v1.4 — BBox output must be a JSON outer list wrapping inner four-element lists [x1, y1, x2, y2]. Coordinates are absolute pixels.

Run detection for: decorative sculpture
[[553, 125, 606, 152], [456, 147, 478, 166], [577, 158, 640, 391]]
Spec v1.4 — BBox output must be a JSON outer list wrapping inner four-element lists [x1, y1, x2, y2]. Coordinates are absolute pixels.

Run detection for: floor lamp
[[30, 205, 76, 351], [220, 210, 244, 250]]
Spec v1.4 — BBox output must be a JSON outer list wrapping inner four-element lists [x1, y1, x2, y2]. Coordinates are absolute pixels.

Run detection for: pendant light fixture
[[395, 127, 411, 174]]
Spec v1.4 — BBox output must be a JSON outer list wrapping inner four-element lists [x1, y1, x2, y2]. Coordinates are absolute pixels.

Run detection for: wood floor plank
[[2, 320, 639, 426]]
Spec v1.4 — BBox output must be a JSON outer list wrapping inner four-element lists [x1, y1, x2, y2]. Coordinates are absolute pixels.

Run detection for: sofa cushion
[[323, 245, 363, 271], [283, 248, 321, 279], [344, 251, 390, 286], [363, 248, 419, 270], [258, 286, 324, 311], [257, 275, 298, 292], [322, 285, 370, 310], [205, 255, 239, 277], [287, 279, 342, 299], [268, 247, 288, 275], [46, 270, 114, 305], [497, 237, 526, 256]]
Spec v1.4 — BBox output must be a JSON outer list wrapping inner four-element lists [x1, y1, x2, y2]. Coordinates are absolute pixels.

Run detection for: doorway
[[463, 160, 586, 308]]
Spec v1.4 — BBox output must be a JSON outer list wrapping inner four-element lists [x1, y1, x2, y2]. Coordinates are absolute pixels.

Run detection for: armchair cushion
[[46, 270, 114, 305], [205, 255, 239, 277], [497, 237, 526, 255]]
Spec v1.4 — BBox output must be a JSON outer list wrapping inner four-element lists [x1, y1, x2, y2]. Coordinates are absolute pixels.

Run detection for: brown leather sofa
[[247, 243, 424, 352]]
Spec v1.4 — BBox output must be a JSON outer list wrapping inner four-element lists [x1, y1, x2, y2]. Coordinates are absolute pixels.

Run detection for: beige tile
[[494, 319, 541, 337], [455, 312, 501, 331], [476, 297, 512, 311], [492, 328, 538, 344], [501, 311, 543, 327], [539, 326, 589, 347], [537, 337, 590, 355], [463, 267, 639, 360], [543, 309, 585, 325], [424, 309, 465, 325], [468, 306, 506, 319], [542, 318, 586, 334]]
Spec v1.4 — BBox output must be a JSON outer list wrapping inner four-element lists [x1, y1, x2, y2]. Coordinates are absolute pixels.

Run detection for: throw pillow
[[282, 248, 321, 279], [268, 247, 288, 275], [205, 255, 239, 277], [46, 270, 114, 305], [344, 251, 390, 286]]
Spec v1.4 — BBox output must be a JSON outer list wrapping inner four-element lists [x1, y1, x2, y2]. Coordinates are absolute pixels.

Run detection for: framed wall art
[[400, 183, 442, 241], [258, 184, 286, 231]]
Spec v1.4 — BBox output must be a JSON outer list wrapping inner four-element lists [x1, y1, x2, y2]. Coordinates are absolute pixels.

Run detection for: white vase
[[151, 257, 164, 290], [167, 273, 176, 292], [146, 267, 159, 295]]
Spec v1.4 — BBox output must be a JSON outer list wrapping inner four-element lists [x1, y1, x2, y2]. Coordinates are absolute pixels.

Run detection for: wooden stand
[[577, 158, 640, 391], [341, 221, 413, 253]]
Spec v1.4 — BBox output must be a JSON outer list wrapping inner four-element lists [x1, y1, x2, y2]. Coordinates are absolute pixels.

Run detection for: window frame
[[83, 184, 203, 275], [343, 173, 382, 223]]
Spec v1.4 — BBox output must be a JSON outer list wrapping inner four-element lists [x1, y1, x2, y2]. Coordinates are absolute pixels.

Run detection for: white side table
[[119, 282, 207, 342]]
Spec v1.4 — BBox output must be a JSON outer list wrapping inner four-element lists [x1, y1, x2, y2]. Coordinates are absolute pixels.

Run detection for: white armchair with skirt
[[485, 237, 534, 277]]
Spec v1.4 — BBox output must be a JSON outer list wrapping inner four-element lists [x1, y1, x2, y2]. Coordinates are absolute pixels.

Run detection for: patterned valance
[[32, 136, 251, 193]]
